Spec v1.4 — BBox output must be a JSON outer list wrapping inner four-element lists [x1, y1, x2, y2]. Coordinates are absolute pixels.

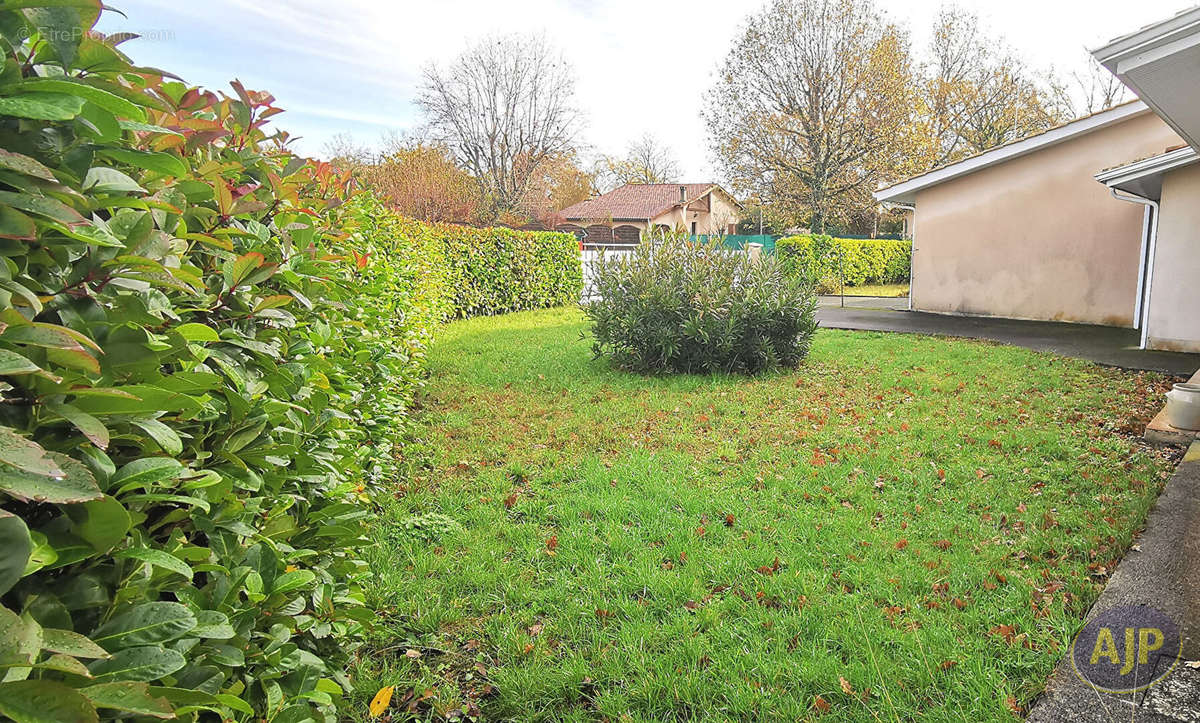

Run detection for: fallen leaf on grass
[[724, 513, 735, 527], [839, 677, 854, 695], [369, 686, 395, 717], [405, 649, 421, 658], [545, 535, 558, 556], [813, 695, 831, 714], [940, 660, 957, 671], [989, 624, 1018, 644]]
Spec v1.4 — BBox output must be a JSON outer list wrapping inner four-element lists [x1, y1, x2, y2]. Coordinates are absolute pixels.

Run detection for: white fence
[[580, 242, 762, 302]]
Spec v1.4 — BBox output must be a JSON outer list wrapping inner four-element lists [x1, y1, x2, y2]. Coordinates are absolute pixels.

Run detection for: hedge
[[436, 224, 583, 318], [776, 235, 912, 286], [0, 7, 440, 722]]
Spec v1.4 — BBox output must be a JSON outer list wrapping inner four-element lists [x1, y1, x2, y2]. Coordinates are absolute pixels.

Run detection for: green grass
[[834, 282, 909, 297], [355, 307, 1177, 721]]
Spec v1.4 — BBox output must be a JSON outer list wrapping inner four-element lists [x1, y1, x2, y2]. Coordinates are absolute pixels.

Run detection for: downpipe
[[1109, 188, 1159, 349]]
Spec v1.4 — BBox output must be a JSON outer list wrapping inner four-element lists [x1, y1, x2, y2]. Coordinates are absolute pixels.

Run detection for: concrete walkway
[[1027, 444, 1200, 723], [816, 302, 1200, 376]]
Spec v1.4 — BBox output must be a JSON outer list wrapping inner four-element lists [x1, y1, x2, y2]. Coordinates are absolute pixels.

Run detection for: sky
[[97, 0, 1195, 180]]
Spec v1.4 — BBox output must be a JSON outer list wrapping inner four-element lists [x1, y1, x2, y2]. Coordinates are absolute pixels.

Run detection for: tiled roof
[[558, 183, 718, 220]]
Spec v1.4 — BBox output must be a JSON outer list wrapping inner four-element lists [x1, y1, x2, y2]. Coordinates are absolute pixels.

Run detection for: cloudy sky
[[99, 0, 1193, 179]]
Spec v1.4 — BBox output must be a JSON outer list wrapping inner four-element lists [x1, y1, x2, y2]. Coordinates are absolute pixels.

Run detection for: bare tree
[[594, 133, 682, 191], [322, 132, 373, 170], [1070, 56, 1129, 116], [706, 0, 919, 233], [418, 34, 583, 218]]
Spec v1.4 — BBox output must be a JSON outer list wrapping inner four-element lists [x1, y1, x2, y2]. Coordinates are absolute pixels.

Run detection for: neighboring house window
[[691, 221, 697, 235], [585, 224, 613, 245], [613, 225, 640, 244]]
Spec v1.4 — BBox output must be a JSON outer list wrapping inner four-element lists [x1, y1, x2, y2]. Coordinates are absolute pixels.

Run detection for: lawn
[[840, 282, 909, 298], [356, 307, 1177, 721]]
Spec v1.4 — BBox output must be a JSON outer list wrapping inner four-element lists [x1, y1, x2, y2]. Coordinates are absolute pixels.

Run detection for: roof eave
[[874, 101, 1149, 204]]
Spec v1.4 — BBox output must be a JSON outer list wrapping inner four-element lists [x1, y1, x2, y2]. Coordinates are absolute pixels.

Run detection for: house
[[875, 6, 1200, 353], [556, 183, 743, 244]]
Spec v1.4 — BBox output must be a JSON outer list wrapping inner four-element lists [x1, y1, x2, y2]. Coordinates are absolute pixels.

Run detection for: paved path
[[816, 302, 1200, 376], [1028, 444, 1200, 723]]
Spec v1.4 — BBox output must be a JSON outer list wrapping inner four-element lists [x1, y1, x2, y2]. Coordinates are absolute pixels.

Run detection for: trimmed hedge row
[[776, 235, 911, 286], [0, 14, 381, 721], [437, 224, 583, 318]]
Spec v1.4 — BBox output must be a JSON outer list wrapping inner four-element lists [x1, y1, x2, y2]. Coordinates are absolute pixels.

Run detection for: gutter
[[1109, 188, 1159, 348]]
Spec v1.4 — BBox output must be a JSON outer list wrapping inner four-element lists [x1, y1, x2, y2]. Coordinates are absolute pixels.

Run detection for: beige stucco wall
[[1145, 162, 1200, 352], [650, 191, 741, 234], [912, 111, 1183, 326]]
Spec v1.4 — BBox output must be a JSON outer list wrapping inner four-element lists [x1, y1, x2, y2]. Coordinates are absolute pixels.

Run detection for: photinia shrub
[[583, 235, 818, 374], [0, 4, 398, 721]]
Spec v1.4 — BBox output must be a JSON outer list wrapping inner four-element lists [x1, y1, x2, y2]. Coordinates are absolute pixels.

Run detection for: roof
[[1094, 145, 1200, 201], [558, 183, 737, 221], [1091, 5, 1200, 151], [874, 101, 1150, 204]]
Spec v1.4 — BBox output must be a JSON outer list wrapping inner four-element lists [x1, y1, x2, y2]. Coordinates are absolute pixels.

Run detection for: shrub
[[777, 235, 911, 286], [437, 224, 583, 318], [0, 8, 404, 721], [583, 237, 818, 374]]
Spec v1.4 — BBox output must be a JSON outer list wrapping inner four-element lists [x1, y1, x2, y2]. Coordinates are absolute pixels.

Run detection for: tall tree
[[1070, 57, 1129, 116], [418, 34, 583, 218], [363, 139, 481, 223], [594, 133, 682, 191], [920, 6, 1071, 167], [706, 0, 919, 233]]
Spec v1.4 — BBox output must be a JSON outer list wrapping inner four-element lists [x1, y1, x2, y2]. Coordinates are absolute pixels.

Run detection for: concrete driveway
[[815, 302, 1200, 376]]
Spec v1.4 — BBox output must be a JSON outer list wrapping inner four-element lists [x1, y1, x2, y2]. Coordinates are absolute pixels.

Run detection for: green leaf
[[0, 511, 31, 596], [98, 148, 187, 178], [0, 92, 85, 120], [0, 205, 36, 240], [0, 427, 62, 477], [22, 531, 56, 575], [190, 611, 233, 640], [172, 322, 219, 342], [0, 679, 98, 723], [0, 607, 41, 682], [44, 401, 108, 449], [225, 251, 263, 289], [23, 5, 89, 68], [0, 149, 56, 182], [0, 191, 84, 224], [270, 570, 315, 596], [91, 603, 195, 651], [87, 645, 185, 682], [113, 548, 192, 581], [0, 451, 102, 503], [0, 323, 89, 351], [130, 418, 182, 455], [116, 120, 181, 136], [81, 681, 173, 719], [15, 78, 145, 121], [39, 652, 92, 677], [83, 167, 144, 194], [41, 628, 110, 659], [108, 457, 182, 492], [64, 495, 129, 552]]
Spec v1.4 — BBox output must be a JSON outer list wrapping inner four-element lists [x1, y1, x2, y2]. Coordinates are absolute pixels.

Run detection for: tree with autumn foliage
[[706, 0, 921, 233], [594, 133, 682, 192], [918, 6, 1072, 168], [362, 140, 481, 223]]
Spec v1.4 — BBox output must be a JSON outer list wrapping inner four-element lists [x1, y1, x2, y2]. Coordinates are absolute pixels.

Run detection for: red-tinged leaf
[[724, 513, 735, 527], [934, 540, 951, 551], [940, 659, 957, 671], [895, 539, 908, 550], [813, 695, 830, 714]]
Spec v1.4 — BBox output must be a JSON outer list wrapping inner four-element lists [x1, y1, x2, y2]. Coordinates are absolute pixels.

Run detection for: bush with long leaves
[[583, 236, 818, 374]]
